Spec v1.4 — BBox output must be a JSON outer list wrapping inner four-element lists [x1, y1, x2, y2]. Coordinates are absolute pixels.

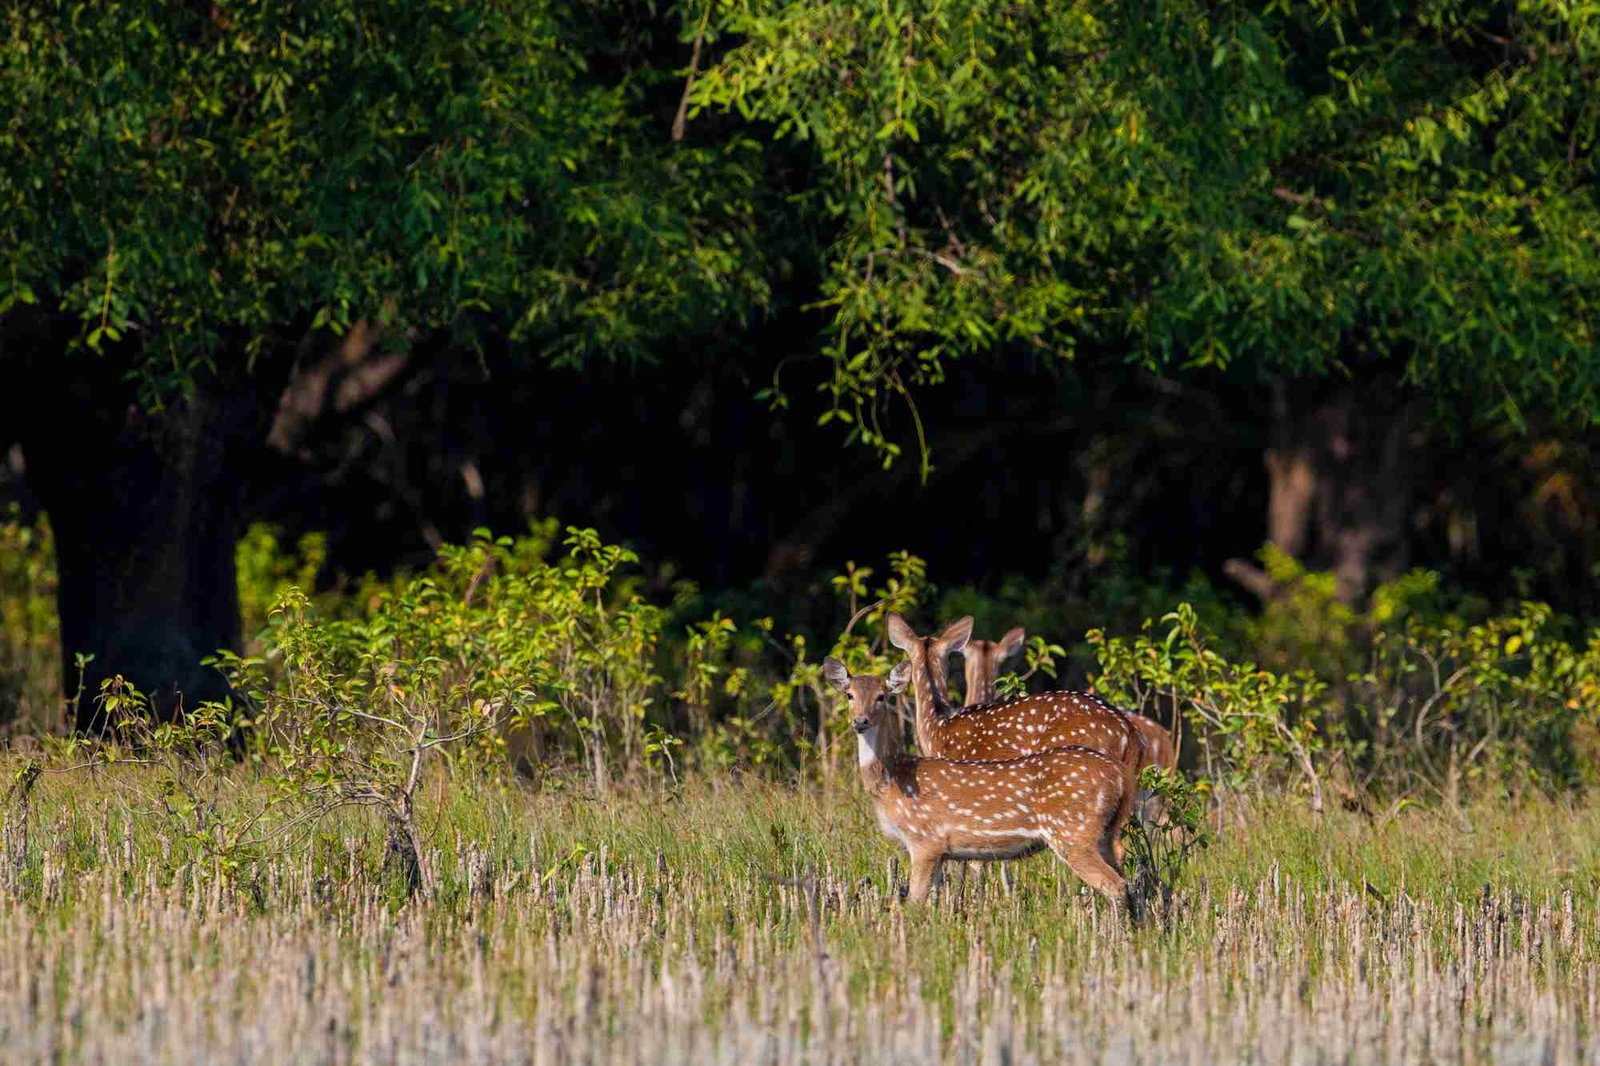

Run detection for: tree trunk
[[5, 314, 291, 731], [1256, 379, 1418, 605]]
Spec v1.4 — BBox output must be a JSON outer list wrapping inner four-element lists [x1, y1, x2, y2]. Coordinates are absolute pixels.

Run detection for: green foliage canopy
[[4, 1, 1597, 448], [694, 0, 1600, 442], [0, 1, 769, 390]]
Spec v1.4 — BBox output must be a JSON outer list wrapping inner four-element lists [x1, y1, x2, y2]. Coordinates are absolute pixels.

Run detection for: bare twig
[[670, 10, 711, 142], [839, 598, 886, 644]]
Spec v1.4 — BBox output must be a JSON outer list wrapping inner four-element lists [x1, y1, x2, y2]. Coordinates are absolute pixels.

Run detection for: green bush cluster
[[5, 513, 1600, 850], [233, 526, 668, 790]]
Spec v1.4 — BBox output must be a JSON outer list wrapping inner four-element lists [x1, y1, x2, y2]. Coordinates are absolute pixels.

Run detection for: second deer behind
[[886, 613, 1144, 777], [957, 624, 1179, 776]]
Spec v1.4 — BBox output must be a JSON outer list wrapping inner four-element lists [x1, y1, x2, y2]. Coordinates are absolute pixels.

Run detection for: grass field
[[2, 762, 1598, 1064]]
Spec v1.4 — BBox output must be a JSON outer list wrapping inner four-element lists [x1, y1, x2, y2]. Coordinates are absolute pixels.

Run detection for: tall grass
[[2, 762, 1597, 1064], [4, 518, 1600, 1061]]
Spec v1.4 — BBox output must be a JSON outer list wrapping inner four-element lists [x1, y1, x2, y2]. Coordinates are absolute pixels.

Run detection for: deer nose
[[852, 716, 870, 733]]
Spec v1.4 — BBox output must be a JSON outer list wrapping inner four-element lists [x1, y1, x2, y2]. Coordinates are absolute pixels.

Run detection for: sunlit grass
[[2, 761, 1597, 1063]]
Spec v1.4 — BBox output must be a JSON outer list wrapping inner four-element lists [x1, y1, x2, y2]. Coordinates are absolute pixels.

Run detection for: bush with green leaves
[[221, 584, 502, 895], [11, 507, 1600, 826], [94, 675, 244, 861], [235, 525, 667, 789], [675, 612, 759, 768], [1092, 586, 1600, 812], [2, 525, 677, 898], [132, 525, 663, 894], [1090, 603, 1327, 813], [1199, 548, 1600, 805], [992, 635, 1067, 701], [1348, 602, 1600, 805], [1123, 766, 1211, 928], [666, 551, 936, 774], [235, 523, 328, 649], [1236, 546, 1476, 683], [0, 667, 255, 894]]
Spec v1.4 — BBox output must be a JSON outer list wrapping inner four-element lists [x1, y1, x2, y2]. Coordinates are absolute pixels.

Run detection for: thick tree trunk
[[5, 314, 290, 731], [1256, 379, 1418, 605]]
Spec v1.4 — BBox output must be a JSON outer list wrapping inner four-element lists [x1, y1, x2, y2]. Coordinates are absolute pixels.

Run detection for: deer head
[[822, 656, 910, 762], [885, 612, 969, 736], [961, 626, 1026, 706], [885, 614, 970, 691]]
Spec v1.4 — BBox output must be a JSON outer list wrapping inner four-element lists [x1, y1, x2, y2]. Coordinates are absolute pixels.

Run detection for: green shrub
[[162, 525, 667, 893], [236, 526, 666, 789], [1348, 602, 1600, 803], [9, 508, 1600, 821], [1090, 603, 1327, 812], [992, 635, 1067, 701], [235, 523, 328, 648], [1089, 590, 1600, 812], [1124, 766, 1211, 927]]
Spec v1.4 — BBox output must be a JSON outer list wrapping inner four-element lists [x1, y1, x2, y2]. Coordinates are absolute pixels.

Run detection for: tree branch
[[671, 23, 708, 143]]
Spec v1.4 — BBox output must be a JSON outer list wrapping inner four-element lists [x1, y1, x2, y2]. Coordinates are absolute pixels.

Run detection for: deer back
[[924, 690, 1140, 766], [871, 747, 1130, 856]]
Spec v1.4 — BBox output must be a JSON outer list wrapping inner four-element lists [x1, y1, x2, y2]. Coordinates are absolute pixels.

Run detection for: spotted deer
[[886, 614, 1144, 776], [823, 657, 1133, 906], [959, 625, 1178, 774]]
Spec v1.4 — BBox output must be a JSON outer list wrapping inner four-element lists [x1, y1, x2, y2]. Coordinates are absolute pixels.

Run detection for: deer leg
[[1051, 838, 1127, 904], [905, 848, 945, 904]]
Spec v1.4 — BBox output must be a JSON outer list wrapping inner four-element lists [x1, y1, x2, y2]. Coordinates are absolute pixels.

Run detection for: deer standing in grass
[[960, 625, 1177, 774], [824, 657, 1133, 906]]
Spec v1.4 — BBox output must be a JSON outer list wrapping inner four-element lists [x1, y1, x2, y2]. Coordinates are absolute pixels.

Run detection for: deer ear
[[998, 627, 1026, 660], [887, 659, 913, 694], [885, 613, 917, 652], [938, 616, 973, 653], [821, 657, 850, 692]]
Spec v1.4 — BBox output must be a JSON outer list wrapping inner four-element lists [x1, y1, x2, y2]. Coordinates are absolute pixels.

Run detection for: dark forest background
[[3, 0, 1600, 737]]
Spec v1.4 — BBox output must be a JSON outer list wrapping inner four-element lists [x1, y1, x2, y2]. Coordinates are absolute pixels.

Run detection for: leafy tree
[[694, 0, 1600, 598], [7, 0, 1599, 731], [0, 1, 767, 727]]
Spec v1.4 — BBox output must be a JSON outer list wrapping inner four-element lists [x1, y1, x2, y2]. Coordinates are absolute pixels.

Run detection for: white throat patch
[[856, 727, 879, 766]]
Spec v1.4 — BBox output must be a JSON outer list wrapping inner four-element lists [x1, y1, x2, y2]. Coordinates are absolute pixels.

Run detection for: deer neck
[[909, 644, 957, 748], [963, 654, 994, 706]]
